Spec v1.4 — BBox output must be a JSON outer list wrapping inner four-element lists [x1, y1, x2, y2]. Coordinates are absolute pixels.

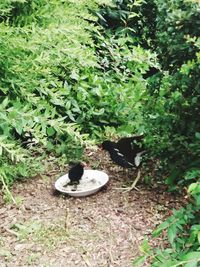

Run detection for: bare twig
[[0, 174, 16, 205]]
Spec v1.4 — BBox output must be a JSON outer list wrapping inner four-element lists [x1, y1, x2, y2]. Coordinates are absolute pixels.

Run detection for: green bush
[[133, 178, 200, 267], [1, 0, 199, 263], [143, 0, 200, 187], [0, 0, 155, 189], [136, 0, 200, 265], [154, 0, 200, 70], [0, 0, 98, 195], [0, 0, 97, 190], [97, 1, 200, 266], [144, 53, 200, 187], [97, 0, 200, 185]]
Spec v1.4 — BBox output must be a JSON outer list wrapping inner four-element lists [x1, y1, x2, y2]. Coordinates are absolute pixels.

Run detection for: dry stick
[[80, 254, 91, 267], [0, 174, 16, 204]]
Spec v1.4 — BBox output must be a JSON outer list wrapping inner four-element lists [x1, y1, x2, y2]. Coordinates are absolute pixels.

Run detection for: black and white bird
[[67, 162, 85, 187], [101, 135, 145, 191]]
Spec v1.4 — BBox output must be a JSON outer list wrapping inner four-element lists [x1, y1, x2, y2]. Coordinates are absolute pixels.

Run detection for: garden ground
[[0, 148, 184, 267]]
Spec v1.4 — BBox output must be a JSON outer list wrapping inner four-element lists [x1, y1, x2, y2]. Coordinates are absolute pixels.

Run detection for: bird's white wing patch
[[116, 152, 134, 166], [134, 151, 145, 167], [110, 149, 134, 168], [134, 155, 141, 167], [126, 161, 134, 167]]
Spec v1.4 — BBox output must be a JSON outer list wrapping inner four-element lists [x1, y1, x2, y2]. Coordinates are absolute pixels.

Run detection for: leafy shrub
[[154, 0, 200, 70], [133, 0, 200, 265], [144, 54, 200, 187], [97, 1, 200, 266], [143, 1, 200, 187], [0, 0, 98, 189], [133, 177, 200, 267], [0, 0, 156, 190], [97, 0, 200, 184], [96, 0, 158, 49]]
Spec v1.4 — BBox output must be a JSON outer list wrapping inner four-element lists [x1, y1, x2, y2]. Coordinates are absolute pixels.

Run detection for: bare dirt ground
[[0, 148, 184, 267]]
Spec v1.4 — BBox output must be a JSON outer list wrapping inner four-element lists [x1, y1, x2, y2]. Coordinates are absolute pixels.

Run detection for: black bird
[[101, 135, 145, 191], [67, 162, 84, 186]]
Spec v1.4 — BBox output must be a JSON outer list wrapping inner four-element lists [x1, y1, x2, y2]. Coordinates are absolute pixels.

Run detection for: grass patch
[[11, 220, 69, 250]]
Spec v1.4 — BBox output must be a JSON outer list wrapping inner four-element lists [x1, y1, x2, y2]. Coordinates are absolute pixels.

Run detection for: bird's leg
[[124, 169, 141, 192], [71, 184, 78, 191], [64, 181, 78, 191], [115, 169, 141, 192]]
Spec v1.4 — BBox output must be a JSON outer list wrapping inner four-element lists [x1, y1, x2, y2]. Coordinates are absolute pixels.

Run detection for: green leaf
[[65, 101, 71, 110], [184, 262, 198, 267], [184, 170, 200, 180], [140, 239, 151, 254], [132, 255, 147, 267], [167, 224, 177, 245], [70, 70, 79, 81], [66, 111, 75, 122], [95, 12, 107, 22], [47, 127, 55, 137], [181, 251, 200, 267], [153, 221, 169, 237], [191, 225, 200, 231], [181, 251, 200, 261], [158, 261, 179, 267], [195, 132, 200, 140], [15, 123, 23, 135], [188, 183, 200, 195], [2, 97, 9, 108], [128, 12, 139, 19]]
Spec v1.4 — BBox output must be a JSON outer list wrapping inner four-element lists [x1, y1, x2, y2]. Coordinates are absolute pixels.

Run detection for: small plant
[[27, 253, 40, 265], [11, 220, 70, 249], [133, 172, 200, 266]]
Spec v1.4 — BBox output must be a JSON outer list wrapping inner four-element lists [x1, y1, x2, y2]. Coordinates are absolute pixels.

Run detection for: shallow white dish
[[55, 169, 109, 197]]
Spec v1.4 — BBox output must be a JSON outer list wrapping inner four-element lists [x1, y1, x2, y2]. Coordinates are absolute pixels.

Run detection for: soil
[[0, 148, 185, 267]]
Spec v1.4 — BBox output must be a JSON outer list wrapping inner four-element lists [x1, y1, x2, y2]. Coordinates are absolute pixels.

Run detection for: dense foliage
[[97, 0, 200, 266], [0, 0, 97, 197], [0, 0, 199, 265], [0, 0, 155, 194], [141, 0, 200, 264]]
